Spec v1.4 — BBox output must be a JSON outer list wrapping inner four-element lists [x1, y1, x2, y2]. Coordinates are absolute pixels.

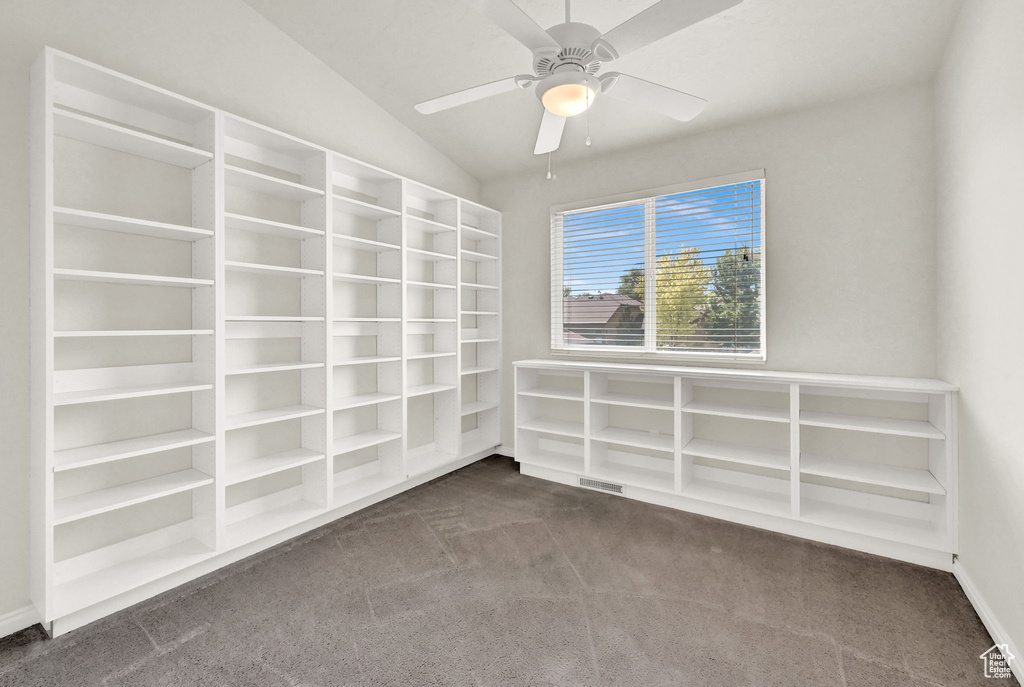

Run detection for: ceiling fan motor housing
[[534, 22, 603, 77]]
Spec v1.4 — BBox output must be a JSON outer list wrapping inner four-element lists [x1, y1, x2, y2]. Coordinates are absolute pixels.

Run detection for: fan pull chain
[[585, 88, 592, 146], [546, 152, 555, 180]]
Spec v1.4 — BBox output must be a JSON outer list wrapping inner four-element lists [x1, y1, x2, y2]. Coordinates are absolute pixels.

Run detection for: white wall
[[483, 85, 938, 448], [936, 0, 1024, 658], [0, 0, 479, 619]]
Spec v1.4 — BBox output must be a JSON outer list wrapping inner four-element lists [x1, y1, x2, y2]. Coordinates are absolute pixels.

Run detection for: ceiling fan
[[414, 0, 742, 155]]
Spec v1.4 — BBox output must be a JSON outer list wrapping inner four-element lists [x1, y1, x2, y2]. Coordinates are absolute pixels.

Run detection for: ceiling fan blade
[[415, 75, 531, 114], [534, 108, 566, 155], [599, 0, 742, 59], [601, 73, 707, 122], [466, 0, 561, 55]]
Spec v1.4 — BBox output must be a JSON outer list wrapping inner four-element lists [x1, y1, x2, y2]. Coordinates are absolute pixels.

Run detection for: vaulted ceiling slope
[[243, 0, 962, 181]]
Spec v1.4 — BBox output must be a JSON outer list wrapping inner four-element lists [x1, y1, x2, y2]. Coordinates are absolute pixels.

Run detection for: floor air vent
[[579, 478, 624, 494]]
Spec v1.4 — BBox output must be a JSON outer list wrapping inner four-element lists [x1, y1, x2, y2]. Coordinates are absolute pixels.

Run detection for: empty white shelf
[[461, 311, 498, 316], [332, 317, 400, 323], [462, 338, 499, 344], [332, 234, 400, 252], [225, 261, 324, 278], [333, 429, 402, 455], [407, 247, 455, 261], [799, 411, 943, 439], [52, 538, 214, 620], [53, 268, 213, 288], [800, 453, 944, 494], [53, 381, 212, 406], [225, 315, 325, 322], [592, 392, 673, 410], [53, 109, 213, 168], [226, 448, 325, 485], [409, 318, 456, 323], [53, 429, 215, 472], [54, 469, 213, 525], [54, 329, 213, 338], [461, 432, 500, 458], [682, 400, 789, 423], [333, 392, 402, 410], [333, 355, 401, 366], [460, 282, 498, 290], [225, 164, 324, 201], [225, 361, 324, 376], [683, 477, 791, 518], [591, 463, 674, 493], [333, 194, 400, 219], [54, 207, 213, 242], [800, 499, 943, 550], [407, 351, 456, 360], [591, 427, 674, 452], [461, 249, 498, 262], [461, 224, 498, 240], [333, 473, 405, 507], [407, 383, 457, 397], [225, 499, 325, 550], [406, 280, 456, 290], [406, 448, 459, 476], [682, 439, 790, 471], [517, 450, 583, 473], [226, 405, 325, 430], [517, 418, 585, 438], [224, 212, 324, 239], [461, 366, 498, 376], [333, 272, 399, 285], [461, 401, 498, 416], [518, 387, 583, 401], [406, 215, 455, 233]]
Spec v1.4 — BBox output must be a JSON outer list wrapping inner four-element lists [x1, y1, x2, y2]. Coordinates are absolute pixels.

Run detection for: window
[[551, 171, 765, 361]]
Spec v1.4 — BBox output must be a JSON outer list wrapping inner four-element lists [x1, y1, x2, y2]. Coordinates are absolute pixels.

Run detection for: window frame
[[551, 169, 767, 363]]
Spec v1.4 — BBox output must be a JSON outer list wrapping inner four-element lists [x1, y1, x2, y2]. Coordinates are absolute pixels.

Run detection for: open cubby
[[516, 429, 584, 474], [406, 389, 459, 476]]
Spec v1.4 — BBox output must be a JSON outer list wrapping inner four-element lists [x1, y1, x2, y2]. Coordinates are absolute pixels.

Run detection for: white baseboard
[[0, 605, 40, 639], [954, 560, 1022, 683], [496, 444, 514, 457]]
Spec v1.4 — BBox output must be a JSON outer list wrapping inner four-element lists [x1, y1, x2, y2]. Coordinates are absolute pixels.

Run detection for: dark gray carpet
[[0, 456, 1011, 686]]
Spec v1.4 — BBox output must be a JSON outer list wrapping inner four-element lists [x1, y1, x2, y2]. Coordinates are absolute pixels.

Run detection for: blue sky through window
[[562, 181, 762, 296]]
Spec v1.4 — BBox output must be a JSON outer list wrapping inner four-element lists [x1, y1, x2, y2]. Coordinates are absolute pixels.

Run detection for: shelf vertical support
[[192, 108, 223, 551], [29, 47, 56, 627], [299, 149, 331, 509], [582, 371, 592, 474], [455, 202, 463, 458], [789, 383, 800, 518], [399, 180, 410, 476], [676, 377, 694, 492], [320, 153, 335, 506], [930, 392, 957, 553]]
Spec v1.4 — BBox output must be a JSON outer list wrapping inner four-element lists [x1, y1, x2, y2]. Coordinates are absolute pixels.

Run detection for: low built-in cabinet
[[31, 48, 501, 635], [514, 360, 957, 569]]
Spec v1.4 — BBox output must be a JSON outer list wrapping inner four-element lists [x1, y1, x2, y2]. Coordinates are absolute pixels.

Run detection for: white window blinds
[[551, 172, 765, 360]]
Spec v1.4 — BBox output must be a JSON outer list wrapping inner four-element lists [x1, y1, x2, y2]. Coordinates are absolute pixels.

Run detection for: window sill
[[550, 347, 767, 366]]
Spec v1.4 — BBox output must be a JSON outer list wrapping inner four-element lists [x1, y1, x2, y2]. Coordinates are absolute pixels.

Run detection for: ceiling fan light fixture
[[542, 83, 595, 116], [537, 72, 600, 117]]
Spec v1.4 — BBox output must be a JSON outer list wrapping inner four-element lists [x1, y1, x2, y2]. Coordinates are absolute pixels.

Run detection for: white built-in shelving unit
[[30, 48, 501, 635], [515, 360, 957, 570], [458, 202, 502, 459]]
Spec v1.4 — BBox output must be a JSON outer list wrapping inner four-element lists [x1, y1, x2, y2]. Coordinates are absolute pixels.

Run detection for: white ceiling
[[243, 0, 962, 181]]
